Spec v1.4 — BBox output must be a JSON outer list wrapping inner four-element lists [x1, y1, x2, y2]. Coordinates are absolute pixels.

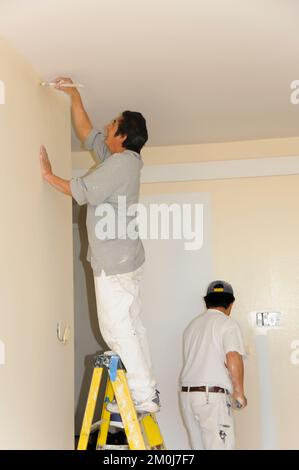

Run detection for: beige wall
[[72, 135, 299, 170], [139, 140, 299, 449], [141, 175, 299, 449], [0, 37, 74, 449], [72, 133, 299, 449]]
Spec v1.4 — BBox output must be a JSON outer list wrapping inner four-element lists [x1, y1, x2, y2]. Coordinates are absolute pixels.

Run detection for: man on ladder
[[39, 77, 160, 415]]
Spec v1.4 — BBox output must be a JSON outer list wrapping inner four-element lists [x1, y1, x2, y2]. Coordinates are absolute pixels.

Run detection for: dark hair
[[115, 111, 148, 153], [204, 293, 235, 309]]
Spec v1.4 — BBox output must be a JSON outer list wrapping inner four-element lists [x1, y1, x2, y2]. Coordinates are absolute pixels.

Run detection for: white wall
[[139, 193, 213, 449], [142, 173, 299, 449]]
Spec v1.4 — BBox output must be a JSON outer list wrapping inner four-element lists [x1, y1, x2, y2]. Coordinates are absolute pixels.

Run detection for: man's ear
[[119, 133, 127, 145]]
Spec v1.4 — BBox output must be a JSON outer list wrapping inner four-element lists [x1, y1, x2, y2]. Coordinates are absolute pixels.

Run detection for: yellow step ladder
[[77, 351, 165, 450]]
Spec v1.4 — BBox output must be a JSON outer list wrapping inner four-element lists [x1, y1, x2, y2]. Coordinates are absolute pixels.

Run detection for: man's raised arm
[[53, 77, 92, 141]]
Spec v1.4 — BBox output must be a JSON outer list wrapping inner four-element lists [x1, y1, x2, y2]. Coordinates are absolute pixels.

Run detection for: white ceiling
[[1, 0, 299, 150]]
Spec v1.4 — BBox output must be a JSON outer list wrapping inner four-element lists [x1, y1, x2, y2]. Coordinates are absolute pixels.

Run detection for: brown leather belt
[[181, 386, 227, 393]]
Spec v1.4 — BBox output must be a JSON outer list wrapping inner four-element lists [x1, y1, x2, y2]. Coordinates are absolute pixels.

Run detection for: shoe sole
[[107, 405, 160, 414]]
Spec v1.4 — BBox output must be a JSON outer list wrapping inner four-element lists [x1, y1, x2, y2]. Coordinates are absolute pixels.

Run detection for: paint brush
[[40, 82, 84, 88]]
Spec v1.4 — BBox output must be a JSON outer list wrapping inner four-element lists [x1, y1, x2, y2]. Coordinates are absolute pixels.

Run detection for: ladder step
[[102, 444, 129, 450]]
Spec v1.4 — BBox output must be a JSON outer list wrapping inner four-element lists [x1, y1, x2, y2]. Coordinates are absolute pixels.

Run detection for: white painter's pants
[[94, 264, 156, 403], [180, 390, 235, 450]]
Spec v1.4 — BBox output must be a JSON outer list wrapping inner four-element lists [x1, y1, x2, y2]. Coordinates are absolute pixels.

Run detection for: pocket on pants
[[217, 394, 234, 449]]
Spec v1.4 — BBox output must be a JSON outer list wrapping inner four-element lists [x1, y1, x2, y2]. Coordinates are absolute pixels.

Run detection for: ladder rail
[[110, 369, 147, 450], [141, 414, 165, 449], [96, 378, 114, 449], [77, 367, 103, 450]]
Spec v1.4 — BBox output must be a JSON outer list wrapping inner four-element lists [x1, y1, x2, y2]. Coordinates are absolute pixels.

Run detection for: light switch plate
[[249, 311, 282, 334]]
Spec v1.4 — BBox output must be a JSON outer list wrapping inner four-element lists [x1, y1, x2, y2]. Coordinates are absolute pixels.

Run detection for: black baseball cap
[[206, 280, 234, 296]]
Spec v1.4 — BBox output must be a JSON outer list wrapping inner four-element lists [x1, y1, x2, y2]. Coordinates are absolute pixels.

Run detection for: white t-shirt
[[180, 309, 245, 393]]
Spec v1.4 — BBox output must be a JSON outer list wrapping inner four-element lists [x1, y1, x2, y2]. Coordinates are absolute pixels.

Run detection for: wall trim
[[72, 155, 299, 183]]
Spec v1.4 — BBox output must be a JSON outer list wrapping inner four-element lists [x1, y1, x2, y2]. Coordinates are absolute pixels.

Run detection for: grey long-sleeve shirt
[[70, 129, 145, 276]]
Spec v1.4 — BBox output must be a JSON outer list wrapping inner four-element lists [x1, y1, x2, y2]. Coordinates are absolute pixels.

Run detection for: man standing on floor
[[39, 77, 160, 414], [180, 280, 247, 450]]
